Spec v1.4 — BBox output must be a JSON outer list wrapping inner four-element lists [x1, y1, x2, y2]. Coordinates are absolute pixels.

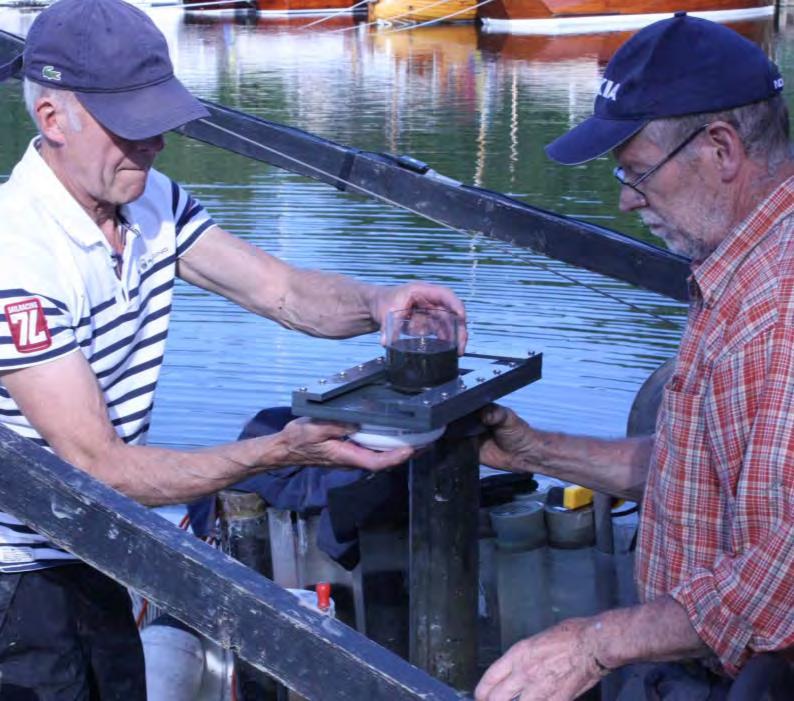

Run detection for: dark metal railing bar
[[194, 117, 684, 329]]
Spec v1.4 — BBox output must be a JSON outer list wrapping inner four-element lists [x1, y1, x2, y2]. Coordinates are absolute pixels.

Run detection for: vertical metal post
[[593, 492, 614, 555], [218, 490, 279, 701], [409, 423, 479, 692]]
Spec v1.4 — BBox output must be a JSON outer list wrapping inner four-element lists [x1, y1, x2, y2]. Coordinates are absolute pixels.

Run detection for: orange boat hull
[[370, 0, 477, 23]]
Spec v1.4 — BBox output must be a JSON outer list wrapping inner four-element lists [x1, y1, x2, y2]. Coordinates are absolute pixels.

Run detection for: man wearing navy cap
[[476, 14, 793, 701], [0, 0, 466, 696]]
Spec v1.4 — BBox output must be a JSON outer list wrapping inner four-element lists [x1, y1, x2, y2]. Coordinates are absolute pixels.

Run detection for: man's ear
[[35, 97, 67, 145], [704, 121, 744, 182]]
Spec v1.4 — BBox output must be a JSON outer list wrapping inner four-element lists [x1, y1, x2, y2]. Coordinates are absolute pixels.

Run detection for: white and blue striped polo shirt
[[0, 139, 215, 573]]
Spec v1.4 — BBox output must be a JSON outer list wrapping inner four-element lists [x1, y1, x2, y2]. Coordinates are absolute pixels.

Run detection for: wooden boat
[[182, 0, 361, 17], [369, 0, 476, 25], [479, 0, 775, 34]]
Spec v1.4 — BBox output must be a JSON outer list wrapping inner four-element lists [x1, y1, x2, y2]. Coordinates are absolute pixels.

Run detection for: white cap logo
[[597, 78, 620, 102]]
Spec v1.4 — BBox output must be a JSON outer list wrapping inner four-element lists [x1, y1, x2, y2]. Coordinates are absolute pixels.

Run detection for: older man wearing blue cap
[[476, 13, 793, 701], [0, 0, 467, 696]]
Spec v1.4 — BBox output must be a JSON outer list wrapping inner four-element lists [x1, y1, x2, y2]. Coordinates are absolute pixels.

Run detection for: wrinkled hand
[[373, 282, 468, 354], [479, 404, 541, 472], [275, 417, 413, 471], [475, 618, 607, 701]]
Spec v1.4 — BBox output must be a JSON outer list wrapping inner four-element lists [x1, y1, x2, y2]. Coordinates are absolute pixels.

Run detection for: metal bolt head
[[422, 400, 431, 405], [318, 379, 327, 384], [298, 387, 308, 392], [493, 368, 502, 375], [340, 371, 347, 377], [440, 392, 449, 399], [476, 376, 486, 382], [357, 364, 364, 370], [376, 357, 384, 363]]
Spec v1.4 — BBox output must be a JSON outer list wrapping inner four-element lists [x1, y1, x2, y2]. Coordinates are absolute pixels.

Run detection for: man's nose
[[618, 184, 646, 213], [136, 134, 165, 154]]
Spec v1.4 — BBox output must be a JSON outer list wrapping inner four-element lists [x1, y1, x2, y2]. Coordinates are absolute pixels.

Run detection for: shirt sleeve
[[169, 179, 216, 258], [0, 288, 78, 371], [669, 271, 794, 674]]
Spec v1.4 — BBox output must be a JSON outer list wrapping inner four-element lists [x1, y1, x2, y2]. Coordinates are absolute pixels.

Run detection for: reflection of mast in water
[[370, 25, 480, 153], [474, 61, 492, 188], [509, 63, 518, 187]]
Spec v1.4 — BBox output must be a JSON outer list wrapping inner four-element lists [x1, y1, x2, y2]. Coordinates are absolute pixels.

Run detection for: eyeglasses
[[613, 124, 709, 201]]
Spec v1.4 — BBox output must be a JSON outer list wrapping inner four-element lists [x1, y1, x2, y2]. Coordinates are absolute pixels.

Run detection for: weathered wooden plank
[[409, 428, 480, 691], [0, 425, 467, 701]]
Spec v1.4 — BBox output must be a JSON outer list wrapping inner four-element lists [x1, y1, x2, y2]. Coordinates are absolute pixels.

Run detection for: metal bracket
[[291, 352, 542, 431]]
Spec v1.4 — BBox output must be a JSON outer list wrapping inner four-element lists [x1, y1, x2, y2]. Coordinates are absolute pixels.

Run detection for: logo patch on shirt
[[4, 298, 52, 353]]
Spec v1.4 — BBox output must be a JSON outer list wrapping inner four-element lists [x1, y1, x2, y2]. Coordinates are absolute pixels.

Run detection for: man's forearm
[[272, 267, 381, 338], [514, 429, 653, 501], [78, 433, 288, 507], [586, 595, 709, 670]]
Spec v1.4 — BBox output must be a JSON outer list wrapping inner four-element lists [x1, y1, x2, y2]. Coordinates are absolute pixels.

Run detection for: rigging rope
[[327, 0, 455, 33], [194, 118, 685, 330], [376, 0, 494, 34], [298, 0, 373, 29], [150, 0, 253, 10]]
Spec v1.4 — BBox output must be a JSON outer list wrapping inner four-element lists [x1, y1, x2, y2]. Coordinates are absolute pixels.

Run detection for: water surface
[[2, 8, 790, 452]]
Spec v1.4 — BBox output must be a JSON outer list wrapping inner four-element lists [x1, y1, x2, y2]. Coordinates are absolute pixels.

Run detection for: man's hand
[[475, 618, 607, 701], [479, 404, 542, 472], [372, 282, 468, 354], [270, 417, 413, 471]]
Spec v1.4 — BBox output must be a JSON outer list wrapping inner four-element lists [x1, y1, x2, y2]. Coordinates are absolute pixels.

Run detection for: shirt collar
[[690, 176, 794, 307], [13, 137, 133, 250]]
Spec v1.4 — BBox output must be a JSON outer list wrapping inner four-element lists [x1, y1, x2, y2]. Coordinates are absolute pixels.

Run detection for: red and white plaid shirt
[[637, 177, 794, 675]]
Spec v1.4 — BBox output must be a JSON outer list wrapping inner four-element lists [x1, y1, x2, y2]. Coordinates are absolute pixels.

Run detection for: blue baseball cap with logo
[[545, 13, 784, 165], [20, 0, 208, 140]]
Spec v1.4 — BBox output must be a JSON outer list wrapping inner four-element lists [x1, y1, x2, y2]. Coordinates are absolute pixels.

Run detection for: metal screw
[[357, 364, 363, 370], [476, 376, 486, 382], [298, 387, 308, 392], [340, 371, 347, 378], [441, 392, 449, 399], [376, 357, 384, 363], [493, 368, 502, 375], [508, 362, 516, 368], [527, 351, 535, 356], [422, 400, 431, 405], [318, 379, 327, 385]]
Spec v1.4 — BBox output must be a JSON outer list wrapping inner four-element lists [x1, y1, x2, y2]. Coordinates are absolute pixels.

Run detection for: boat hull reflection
[[480, 0, 774, 35]]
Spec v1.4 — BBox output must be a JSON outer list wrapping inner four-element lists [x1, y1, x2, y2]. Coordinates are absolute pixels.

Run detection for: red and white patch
[[4, 298, 52, 353]]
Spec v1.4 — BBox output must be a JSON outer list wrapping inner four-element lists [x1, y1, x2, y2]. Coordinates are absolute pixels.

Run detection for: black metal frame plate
[[291, 352, 542, 431]]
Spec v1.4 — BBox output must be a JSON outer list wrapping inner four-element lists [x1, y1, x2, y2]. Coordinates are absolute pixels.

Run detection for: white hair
[[23, 78, 83, 133]]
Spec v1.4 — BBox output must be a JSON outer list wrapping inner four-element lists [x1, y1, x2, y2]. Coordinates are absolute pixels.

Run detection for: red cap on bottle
[[316, 582, 331, 612]]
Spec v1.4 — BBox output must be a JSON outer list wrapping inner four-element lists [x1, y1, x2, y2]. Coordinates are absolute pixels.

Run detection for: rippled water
[[1, 8, 792, 451]]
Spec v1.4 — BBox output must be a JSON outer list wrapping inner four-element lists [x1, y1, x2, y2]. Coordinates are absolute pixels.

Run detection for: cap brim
[[76, 75, 209, 140], [545, 116, 647, 166], [0, 53, 22, 83]]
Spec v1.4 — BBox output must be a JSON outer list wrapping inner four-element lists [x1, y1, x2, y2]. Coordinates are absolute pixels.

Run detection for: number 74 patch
[[4, 298, 52, 353]]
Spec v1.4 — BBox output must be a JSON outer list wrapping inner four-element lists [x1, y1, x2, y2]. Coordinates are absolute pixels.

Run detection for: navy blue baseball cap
[[546, 14, 784, 165], [21, 0, 208, 140]]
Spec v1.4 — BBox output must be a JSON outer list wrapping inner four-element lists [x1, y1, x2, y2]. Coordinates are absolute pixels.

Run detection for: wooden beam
[[0, 425, 466, 700], [409, 427, 480, 691]]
